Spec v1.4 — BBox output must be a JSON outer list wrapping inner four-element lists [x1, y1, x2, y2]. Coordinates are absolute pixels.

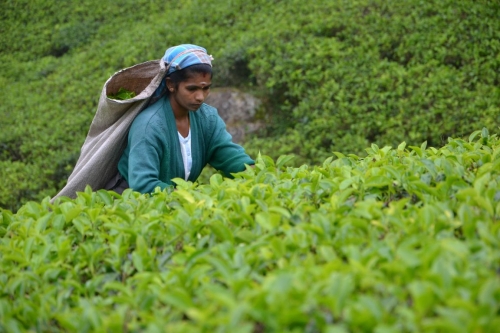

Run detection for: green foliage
[[241, 0, 500, 164], [1, 0, 499, 211], [108, 88, 136, 100], [1, 133, 500, 331]]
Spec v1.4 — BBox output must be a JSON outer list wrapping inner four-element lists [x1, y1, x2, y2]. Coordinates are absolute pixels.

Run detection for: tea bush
[[1, 131, 499, 332], [241, 0, 500, 164], [1, 0, 499, 211]]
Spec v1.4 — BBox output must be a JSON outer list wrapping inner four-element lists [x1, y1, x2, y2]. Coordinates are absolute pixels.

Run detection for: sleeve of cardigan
[[125, 127, 171, 193], [207, 114, 254, 177]]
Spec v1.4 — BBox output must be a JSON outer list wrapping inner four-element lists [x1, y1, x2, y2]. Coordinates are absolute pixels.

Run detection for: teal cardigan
[[118, 96, 254, 193]]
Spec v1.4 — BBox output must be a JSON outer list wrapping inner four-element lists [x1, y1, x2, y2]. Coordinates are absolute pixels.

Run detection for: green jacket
[[118, 96, 254, 193]]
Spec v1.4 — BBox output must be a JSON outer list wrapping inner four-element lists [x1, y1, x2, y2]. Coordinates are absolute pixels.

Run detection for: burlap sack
[[52, 59, 167, 200]]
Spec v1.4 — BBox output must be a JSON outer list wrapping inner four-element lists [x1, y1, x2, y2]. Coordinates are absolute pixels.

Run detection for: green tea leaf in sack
[[108, 87, 136, 100]]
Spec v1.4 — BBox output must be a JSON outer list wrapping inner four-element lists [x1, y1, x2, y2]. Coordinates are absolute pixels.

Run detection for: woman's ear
[[166, 78, 174, 92]]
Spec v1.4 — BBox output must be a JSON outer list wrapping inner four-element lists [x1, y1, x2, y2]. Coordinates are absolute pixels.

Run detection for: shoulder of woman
[[130, 100, 167, 132]]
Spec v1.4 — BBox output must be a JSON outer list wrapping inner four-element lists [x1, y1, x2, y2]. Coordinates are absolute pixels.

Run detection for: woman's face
[[168, 72, 212, 113]]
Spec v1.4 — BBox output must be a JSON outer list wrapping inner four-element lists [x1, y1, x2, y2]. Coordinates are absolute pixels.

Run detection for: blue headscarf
[[154, 44, 213, 98], [164, 44, 213, 75]]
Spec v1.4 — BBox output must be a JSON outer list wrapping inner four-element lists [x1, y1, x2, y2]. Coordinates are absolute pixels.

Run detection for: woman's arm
[[207, 115, 254, 176], [127, 139, 170, 193]]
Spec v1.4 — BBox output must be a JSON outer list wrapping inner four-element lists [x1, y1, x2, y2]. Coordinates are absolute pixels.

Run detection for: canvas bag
[[52, 59, 167, 200]]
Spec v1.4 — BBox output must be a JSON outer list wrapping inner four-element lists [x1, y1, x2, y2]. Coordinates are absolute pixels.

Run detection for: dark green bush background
[[1, 0, 499, 210]]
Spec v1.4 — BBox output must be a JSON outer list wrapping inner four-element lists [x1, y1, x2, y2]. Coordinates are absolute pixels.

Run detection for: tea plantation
[[1, 0, 500, 331], [1, 131, 500, 332], [1, 0, 499, 210]]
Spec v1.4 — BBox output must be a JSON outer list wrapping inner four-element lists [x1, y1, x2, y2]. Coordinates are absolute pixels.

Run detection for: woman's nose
[[195, 90, 204, 102]]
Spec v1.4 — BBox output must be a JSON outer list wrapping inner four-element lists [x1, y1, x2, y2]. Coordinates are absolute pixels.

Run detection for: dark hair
[[167, 63, 213, 89]]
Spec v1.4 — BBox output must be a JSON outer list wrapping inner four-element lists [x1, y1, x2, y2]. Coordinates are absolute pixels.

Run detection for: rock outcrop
[[205, 88, 263, 143]]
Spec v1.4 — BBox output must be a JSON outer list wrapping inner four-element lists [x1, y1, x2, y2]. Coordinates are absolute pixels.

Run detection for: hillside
[[1, 0, 499, 210], [3, 2, 500, 330]]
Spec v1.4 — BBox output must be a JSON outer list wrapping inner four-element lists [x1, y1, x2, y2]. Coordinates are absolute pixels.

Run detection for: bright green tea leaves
[[2, 132, 500, 331], [107, 87, 136, 100]]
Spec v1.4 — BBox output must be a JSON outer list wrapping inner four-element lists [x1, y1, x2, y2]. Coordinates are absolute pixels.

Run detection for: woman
[[107, 44, 254, 194]]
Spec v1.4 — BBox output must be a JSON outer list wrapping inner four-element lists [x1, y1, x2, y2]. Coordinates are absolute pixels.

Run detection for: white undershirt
[[178, 130, 192, 181]]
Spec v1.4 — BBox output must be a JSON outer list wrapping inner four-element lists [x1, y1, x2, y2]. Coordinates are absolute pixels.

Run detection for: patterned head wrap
[[163, 44, 213, 75], [153, 44, 213, 99]]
